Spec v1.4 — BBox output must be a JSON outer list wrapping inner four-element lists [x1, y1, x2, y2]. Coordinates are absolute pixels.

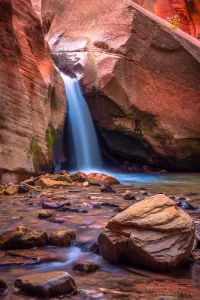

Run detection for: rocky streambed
[[0, 172, 200, 299]]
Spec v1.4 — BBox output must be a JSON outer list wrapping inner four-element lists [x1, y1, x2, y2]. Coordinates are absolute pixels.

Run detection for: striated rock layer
[[98, 194, 195, 271], [45, 0, 200, 170], [134, 0, 200, 39], [0, 0, 66, 184]]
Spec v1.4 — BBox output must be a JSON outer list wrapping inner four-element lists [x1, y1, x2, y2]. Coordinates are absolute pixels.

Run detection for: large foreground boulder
[[0, 0, 66, 184], [45, 0, 200, 170], [14, 271, 77, 297], [98, 194, 195, 271]]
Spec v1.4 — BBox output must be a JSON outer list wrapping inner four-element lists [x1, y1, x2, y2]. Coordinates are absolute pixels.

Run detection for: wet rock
[[51, 174, 72, 183], [57, 207, 88, 213], [50, 230, 76, 246], [0, 226, 48, 249], [21, 178, 36, 186], [192, 249, 200, 264], [122, 190, 136, 200], [4, 186, 17, 195], [42, 201, 70, 209], [60, 170, 70, 176], [70, 172, 88, 183], [90, 243, 100, 255], [177, 200, 196, 210], [48, 217, 65, 224], [0, 188, 5, 195], [0, 279, 8, 294], [88, 173, 119, 185], [98, 194, 195, 271], [38, 210, 53, 219], [142, 192, 148, 196], [18, 185, 29, 193], [99, 202, 120, 208], [36, 177, 72, 187], [0, 249, 57, 266], [72, 261, 100, 273], [100, 184, 116, 193], [14, 271, 77, 297]]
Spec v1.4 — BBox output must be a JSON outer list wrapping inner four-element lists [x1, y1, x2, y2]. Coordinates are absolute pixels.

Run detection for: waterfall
[[60, 72, 102, 172]]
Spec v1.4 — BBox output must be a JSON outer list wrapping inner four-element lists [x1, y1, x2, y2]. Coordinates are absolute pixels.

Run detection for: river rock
[[0, 279, 8, 294], [50, 230, 76, 247], [4, 186, 18, 195], [123, 190, 136, 200], [38, 210, 53, 218], [98, 194, 195, 271], [88, 173, 119, 185], [72, 261, 100, 273], [0, 249, 57, 266], [14, 271, 77, 297], [70, 172, 88, 182], [42, 200, 70, 209], [18, 185, 29, 193], [36, 177, 72, 187], [100, 184, 116, 193], [51, 174, 73, 183], [0, 226, 48, 249]]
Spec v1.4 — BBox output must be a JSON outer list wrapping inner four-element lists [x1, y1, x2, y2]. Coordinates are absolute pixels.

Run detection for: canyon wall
[[44, 0, 200, 170], [0, 0, 66, 184], [134, 0, 200, 39]]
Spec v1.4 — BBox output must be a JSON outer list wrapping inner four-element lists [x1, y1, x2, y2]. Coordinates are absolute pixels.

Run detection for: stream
[[1, 172, 200, 299]]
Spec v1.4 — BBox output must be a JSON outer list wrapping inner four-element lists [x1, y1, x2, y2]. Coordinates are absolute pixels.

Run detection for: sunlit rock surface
[[0, 0, 66, 184], [133, 0, 200, 39], [44, 0, 200, 170], [14, 271, 77, 297], [98, 194, 195, 271]]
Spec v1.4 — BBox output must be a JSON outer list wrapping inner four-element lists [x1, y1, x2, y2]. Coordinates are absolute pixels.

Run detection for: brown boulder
[[72, 261, 100, 273], [98, 194, 195, 271], [0, 279, 8, 294], [50, 230, 76, 247], [4, 186, 18, 195], [14, 271, 77, 297], [46, 0, 200, 171], [70, 172, 88, 183], [88, 173, 119, 185], [0, 0, 66, 184], [0, 226, 48, 249], [38, 210, 53, 218], [122, 190, 136, 200]]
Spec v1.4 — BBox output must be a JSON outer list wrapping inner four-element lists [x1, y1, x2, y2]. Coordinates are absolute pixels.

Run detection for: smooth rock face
[[0, 0, 66, 184], [0, 226, 48, 249], [134, 0, 200, 39], [46, 0, 200, 170], [14, 271, 77, 297], [98, 194, 195, 271]]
